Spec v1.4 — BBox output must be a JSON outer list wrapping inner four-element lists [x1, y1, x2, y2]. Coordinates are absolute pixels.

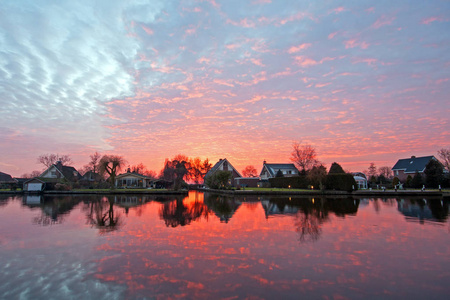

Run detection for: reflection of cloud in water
[[1, 251, 126, 299]]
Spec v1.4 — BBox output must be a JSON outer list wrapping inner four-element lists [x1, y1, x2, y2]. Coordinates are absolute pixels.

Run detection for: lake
[[0, 191, 449, 299]]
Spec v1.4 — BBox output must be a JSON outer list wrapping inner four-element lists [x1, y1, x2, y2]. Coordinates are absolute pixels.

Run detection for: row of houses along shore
[[1, 154, 447, 193]]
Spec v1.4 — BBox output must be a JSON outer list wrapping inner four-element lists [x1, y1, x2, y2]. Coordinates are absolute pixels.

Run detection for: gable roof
[[205, 158, 242, 178], [40, 163, 81, 182], [116, 171, 151, 180], [0, 171, 17, 183], [261, 163, 298, 177], [392, 156, 435, 173]]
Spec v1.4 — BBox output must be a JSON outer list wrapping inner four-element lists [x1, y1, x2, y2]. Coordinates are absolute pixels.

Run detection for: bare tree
[[242, 165, 258, 177], [98, 155, 127, 189], [21, 170, 42, 178], [37, 154, 73, 168], [367, 163, 377, 179], [290, 142, 319, 172], [438, 148, 450, 172], [89, 152, 101, 174], [307, 164, 327, 190], [378, 166, 392, 179]]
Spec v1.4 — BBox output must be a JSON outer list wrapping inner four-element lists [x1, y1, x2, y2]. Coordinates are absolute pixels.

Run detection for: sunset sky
[[1, 0, 449, 177]]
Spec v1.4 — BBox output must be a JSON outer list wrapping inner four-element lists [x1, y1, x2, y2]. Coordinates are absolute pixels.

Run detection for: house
[[391, 155, 439, 182], [352, 172, 368, 189], [115, 169, 152, 188], [81, 171, 102, 182], [259, 161, 299, 180], [80, 171, 103, 188], [40, 161, 82, 183], [0, 171, 18, 189], [23, 161, 82, 191], [204, 158, 242, 187]]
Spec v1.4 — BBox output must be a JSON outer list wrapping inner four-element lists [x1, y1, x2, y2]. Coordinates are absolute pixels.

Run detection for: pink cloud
[[213, 79, 235, 87], [294, 56, 318, 67], [287, 43, 312, 54], [371, 15, 396, 29], [225, 43, 240, 50], [421, 16, 444, 25], [252, 0, 271, 4], [328, 32, 338, 39], [197, 57, 211, 64], [344, 39, 369, 49], [352, 57, 377, 66], [250, 58, 265, 66], [141, 25, 154, 35], [227, 18, 256, 28], [315, 82, 331, 88], [331, 7, 346, 14], [436, 78, 450, 84]]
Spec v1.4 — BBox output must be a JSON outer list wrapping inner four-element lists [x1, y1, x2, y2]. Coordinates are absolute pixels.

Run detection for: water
[[0, 191, 449, 299]]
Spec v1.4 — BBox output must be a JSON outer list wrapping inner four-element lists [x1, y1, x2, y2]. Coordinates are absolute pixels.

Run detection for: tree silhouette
[[99, 155, 127, 189]]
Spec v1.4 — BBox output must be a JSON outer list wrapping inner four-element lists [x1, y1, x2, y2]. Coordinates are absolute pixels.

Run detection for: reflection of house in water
[[261, 199, 298, 218], [24, 195, 42, 206], [204, 194, 241, 223], [261, 197, 360, 219], [397, 199, 449, 224], [23, 195, 81, 225], [113, 195, 147, 214]]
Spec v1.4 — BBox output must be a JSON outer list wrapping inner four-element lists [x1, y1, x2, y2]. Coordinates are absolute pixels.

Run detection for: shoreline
[[2, 188, 447, 197]]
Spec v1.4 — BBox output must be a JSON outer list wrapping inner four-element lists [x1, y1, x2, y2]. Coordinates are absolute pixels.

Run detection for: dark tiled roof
[[205, 158, 242, 178], [60, 166, 82, 181], [264, 163, 298, 177], [116, 172, 150, 179], [0, 171, 17, 183], [392, 156, 435, 173]]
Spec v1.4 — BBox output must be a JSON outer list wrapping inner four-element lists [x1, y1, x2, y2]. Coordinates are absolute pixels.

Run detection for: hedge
[[325, 174, 357, 192], [268, 176, 309, 189]]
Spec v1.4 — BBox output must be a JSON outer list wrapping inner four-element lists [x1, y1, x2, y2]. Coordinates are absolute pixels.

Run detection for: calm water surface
[[0, 191, 449, 299]]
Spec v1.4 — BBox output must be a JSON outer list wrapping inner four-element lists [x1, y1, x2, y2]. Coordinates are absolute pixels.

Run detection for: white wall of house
[[115, 175, 148, 188], [40, 166, 60, 178]]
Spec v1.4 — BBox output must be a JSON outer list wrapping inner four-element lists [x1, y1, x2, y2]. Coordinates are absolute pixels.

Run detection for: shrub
[[325, 174, 357, 192], [269, 176, 309, 189], [55, 183, 71, 191], [328, 162, 345, 174], [205, 171, 232, 189], [392, 177, 400, 187]]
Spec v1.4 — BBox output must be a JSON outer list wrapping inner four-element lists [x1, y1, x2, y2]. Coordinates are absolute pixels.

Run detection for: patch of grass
[[239, 187, 314, 192], [72, 188, 170, 192]]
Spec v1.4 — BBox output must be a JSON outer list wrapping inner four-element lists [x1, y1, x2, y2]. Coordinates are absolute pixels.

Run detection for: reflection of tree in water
[[31, 195, 81, 226], [294, 211, 323, 243], [159, 196, 210, 227], [86, 196, 122, 233], [204, 194, 241, 223], [397, 198, 449, 224], [264, 197, 359, 243]]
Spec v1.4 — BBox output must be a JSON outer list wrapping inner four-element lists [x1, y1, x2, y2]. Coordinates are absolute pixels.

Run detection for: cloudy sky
[[1, 0, 449, 177]]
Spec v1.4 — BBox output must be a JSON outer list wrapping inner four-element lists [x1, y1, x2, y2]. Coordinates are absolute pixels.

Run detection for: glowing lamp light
[[288, 185, 291, 189]]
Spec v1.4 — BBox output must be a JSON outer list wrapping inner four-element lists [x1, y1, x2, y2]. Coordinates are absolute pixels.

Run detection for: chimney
[[263, 160, 266, 164], [411, 156, 416, 159], [55, 160, 63, 171]]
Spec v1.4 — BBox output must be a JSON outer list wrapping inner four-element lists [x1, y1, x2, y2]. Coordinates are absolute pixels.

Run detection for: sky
[[0, 0, 449, 177]]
